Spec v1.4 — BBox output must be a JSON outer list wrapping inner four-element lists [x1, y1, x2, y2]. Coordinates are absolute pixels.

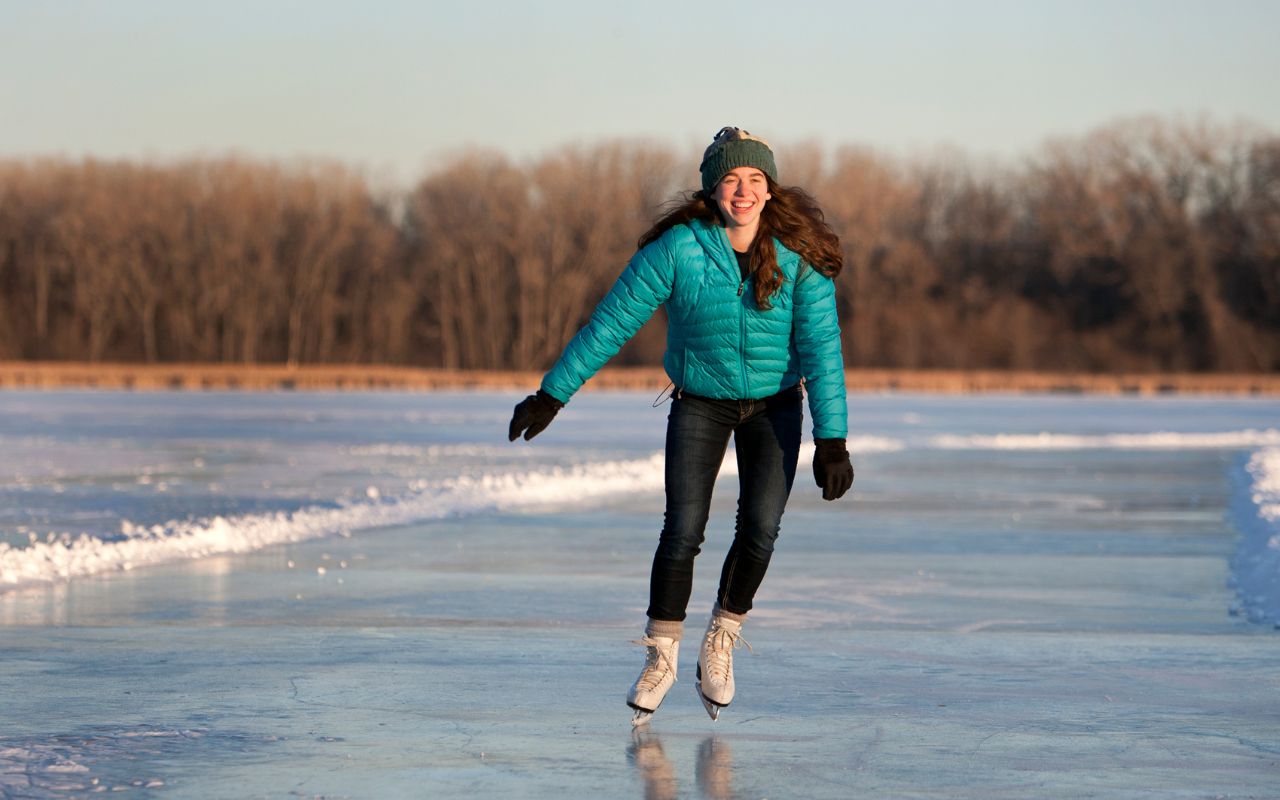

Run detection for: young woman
[[508, 127, 854, 725]]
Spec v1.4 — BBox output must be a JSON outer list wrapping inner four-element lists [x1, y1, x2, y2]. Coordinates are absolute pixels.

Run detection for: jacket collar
[[687, 218, 801, 273], [688, 217, 736, 277]]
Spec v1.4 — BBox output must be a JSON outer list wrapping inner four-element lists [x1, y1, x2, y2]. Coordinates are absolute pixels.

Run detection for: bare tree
[[0, 117, 1276, 372]]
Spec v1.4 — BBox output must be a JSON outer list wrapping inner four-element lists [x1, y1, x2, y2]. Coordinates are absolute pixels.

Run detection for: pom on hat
[[699, 126, 778, 193]]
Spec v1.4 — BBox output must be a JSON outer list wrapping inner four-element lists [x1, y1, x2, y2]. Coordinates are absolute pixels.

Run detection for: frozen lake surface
[[1, 390, 1278, 798]]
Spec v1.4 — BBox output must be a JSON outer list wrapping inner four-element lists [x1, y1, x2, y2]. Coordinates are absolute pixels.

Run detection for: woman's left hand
[[813, 438, 854, 501]]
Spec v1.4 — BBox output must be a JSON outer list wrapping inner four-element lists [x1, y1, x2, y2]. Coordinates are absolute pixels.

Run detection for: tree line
[[1, 116, 1276, 372]]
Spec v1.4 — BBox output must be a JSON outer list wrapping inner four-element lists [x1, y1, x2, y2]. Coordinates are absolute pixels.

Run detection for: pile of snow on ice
[[0, 453, 667, 589], [846, 435, 906, 454], [931, 429, 1280, 451], [8, 427, 1276, 594], [1230, 447, 1280, 627]]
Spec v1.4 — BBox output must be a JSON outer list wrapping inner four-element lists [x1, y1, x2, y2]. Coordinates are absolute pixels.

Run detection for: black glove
[[813, 438, 854, 501], [508, 389, 564, 441]]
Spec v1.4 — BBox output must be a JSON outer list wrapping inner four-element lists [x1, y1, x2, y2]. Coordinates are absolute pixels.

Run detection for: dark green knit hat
[[699, 126, 778, 193]]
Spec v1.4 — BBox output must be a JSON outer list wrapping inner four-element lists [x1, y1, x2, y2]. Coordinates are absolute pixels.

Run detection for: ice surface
[[1, 391, 1278, 798]]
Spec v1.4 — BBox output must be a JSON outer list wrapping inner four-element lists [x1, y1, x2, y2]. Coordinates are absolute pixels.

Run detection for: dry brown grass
[[1, 362, 1277, 395]]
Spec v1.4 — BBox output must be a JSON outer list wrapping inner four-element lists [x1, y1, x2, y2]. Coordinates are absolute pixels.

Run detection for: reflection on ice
[[628, 733, 737, 800], [628, 732, 679, 800]]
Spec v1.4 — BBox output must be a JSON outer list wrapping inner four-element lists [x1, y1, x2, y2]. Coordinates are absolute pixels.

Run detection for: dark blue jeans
[[647, 384, 803, 621]]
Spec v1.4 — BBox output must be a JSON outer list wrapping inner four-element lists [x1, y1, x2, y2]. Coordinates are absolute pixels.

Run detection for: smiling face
[[711, 166, 772, 241]]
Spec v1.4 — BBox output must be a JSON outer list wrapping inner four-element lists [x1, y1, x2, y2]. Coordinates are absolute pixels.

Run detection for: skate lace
[[703, 624, 751, 681], [632, 637, 677, 690]]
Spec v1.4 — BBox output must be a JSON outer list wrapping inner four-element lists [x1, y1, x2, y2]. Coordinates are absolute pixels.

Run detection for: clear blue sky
[[3, 0, 1277, 184]]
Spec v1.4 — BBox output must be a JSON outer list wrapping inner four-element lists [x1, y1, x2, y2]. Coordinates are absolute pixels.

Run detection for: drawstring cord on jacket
[[652, 383, 682, 407]]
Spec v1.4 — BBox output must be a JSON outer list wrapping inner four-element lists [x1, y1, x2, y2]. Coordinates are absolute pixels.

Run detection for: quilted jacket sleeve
[[540, 236, 676, 403], [792, 265, 848, 438]]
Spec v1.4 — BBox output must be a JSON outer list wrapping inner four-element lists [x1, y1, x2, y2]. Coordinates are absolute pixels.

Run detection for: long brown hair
[[638, 178, 843, 309]]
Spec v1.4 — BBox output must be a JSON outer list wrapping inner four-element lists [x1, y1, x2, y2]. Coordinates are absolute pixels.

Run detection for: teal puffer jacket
[[541, 218, 848, 438]]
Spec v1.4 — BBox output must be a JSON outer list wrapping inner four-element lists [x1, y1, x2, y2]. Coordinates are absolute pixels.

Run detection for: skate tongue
[[631, 637, 678, 682], [633, 636, 675, 647], [708, 627, 751, 654], [703, 628, 751, 684]]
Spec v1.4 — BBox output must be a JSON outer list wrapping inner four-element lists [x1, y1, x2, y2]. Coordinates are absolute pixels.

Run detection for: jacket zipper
[[739, 275, 749, 398], [715, 224, 750, 398]]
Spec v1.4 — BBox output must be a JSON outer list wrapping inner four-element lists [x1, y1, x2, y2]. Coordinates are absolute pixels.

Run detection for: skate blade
[[695, 680, 724, 721], [628, 701, 657, 727]]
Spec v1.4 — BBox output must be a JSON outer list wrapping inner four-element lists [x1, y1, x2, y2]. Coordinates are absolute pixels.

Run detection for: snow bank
[[0, 453, 668, 590], [1229, 447, 1280, 626], [0, 431, 913, 591], [931, 429, 1280, 451], [340, 443, 523, 459], [7, 426, 1277, 595], [845, 435, 907, 454]]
